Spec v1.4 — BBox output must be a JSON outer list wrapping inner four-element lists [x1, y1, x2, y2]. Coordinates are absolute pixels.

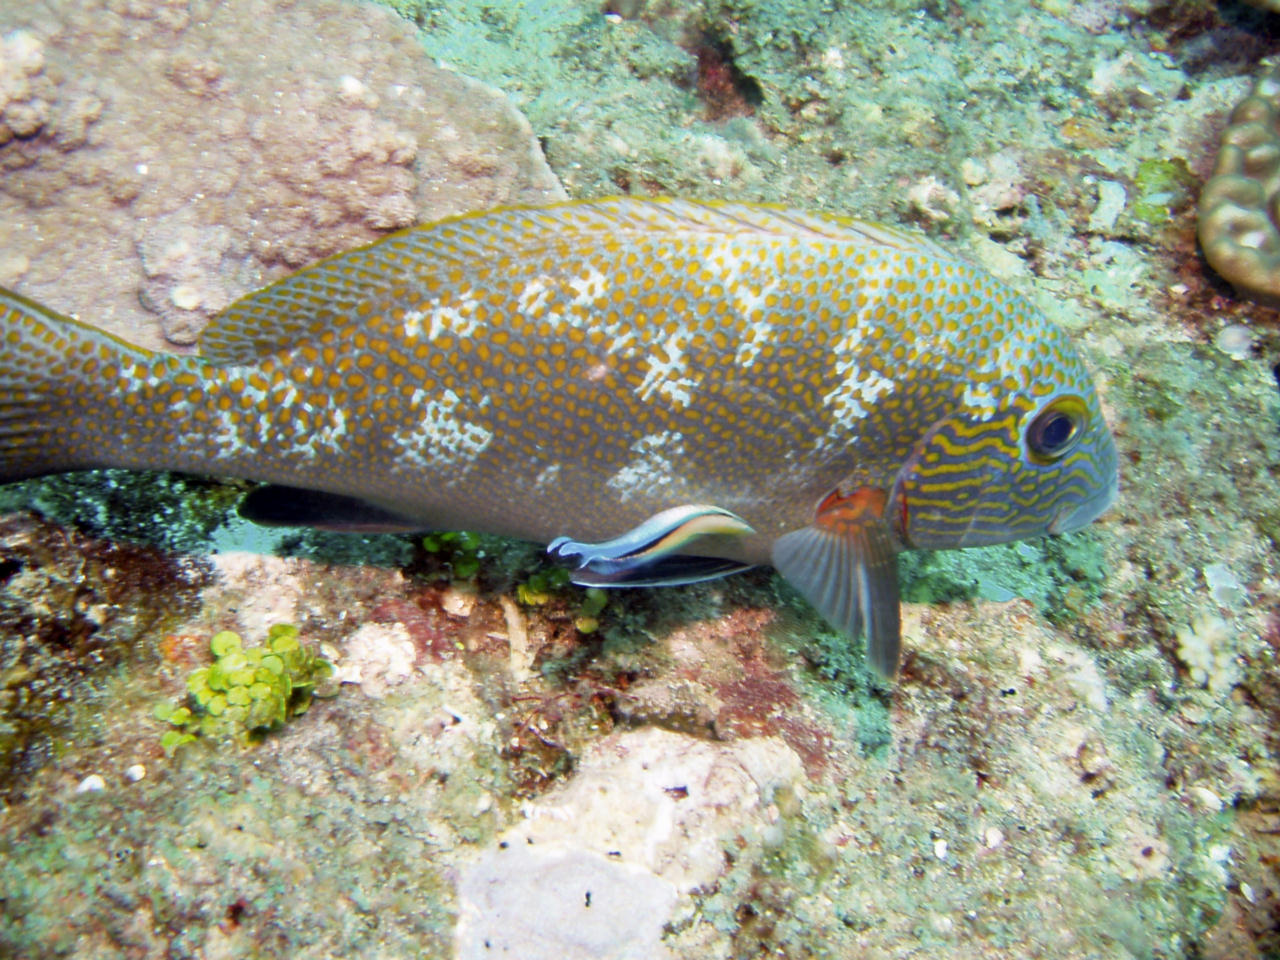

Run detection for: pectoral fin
[[548, 504, 756, 587], [770, 487, 902, 678]]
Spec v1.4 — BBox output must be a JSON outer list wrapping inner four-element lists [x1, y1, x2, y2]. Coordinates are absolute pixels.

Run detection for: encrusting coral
[[0, 0, 563, 351], [0, 30, 54, 146]]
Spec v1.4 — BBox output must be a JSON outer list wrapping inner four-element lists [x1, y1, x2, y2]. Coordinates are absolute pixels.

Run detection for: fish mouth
[[1048, 473, 1118, 535]]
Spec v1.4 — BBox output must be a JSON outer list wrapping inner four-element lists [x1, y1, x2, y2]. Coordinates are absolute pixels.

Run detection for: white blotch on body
[[393, 388, 493, 475], [821, 367, 896, 433], [961, 382, 998, 421], [428, 289, 482, 340], [636, 332, 697, 408], [271, 404, 349, 462], [402, 309, 427, 339], [517, 277, 552, 317], [607, 431, 681, 502], [733, 310, 777, 369], [534, 463, 562, 489], [568, 266, 610, 308], [211, 408, 243, 456]]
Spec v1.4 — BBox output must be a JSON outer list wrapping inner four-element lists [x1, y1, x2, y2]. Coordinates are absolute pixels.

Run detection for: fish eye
[[1027, 396, 1086, 463]]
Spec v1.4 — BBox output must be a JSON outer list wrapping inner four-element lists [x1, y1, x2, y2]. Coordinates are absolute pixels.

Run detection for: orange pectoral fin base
[[770, 486, 903, 678]]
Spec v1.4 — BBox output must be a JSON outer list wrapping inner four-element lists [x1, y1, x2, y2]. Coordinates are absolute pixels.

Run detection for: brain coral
[[1198, 64, 1280, 305], [0, 0, 563, 349]]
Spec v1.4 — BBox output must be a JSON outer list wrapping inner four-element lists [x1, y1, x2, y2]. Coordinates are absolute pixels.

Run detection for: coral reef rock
[[0, 0, 563, 350], [454, 728, 805, 959]]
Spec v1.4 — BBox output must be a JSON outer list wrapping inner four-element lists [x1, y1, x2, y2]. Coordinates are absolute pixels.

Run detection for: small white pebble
[[1190, 786, 1221, 812], [960, 157, 988, 186], [1243, 882, 1257, 904], [7, 31, 45, 72], [1089, 180, 1126, 232], [76, 774, 106, 793], [1214, 324, 1254, 361], [933, 838, 949, 860], [124, 763, 146, 783], [0, 251, 29, 284], [1203, 562, 1244, 607], [441, 585, 477, 618], [983, 827, 1004, 849], [820, 47, 845, 70], [474, 792, 493, 816], [339, 74, 365, 97], [169, 284, 202, 311], [907, 176, 959, 223]]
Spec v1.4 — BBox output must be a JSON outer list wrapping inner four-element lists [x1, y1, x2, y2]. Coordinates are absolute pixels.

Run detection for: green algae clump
[[515, 565, 573, 606], [515, 566, 609, 634], [1130, 157, 1196, 227], [422, 530, 483, 580], [154, 624, 334, 753]]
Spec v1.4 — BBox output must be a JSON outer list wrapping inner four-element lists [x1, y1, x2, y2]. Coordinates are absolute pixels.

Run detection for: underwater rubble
[[1, 0, 1279, 958]]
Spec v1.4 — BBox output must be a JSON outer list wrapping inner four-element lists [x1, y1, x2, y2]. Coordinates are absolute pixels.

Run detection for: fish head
[[891, 325, 1118, 550]]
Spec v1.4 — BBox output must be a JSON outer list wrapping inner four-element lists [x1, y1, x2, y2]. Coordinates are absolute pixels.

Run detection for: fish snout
[[1048, 460, 1118, 535], [1048, 483, 1116, 534]]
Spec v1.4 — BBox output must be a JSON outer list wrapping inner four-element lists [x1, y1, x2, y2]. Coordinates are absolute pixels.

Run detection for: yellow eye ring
[[1026, 395, 1087, 464]]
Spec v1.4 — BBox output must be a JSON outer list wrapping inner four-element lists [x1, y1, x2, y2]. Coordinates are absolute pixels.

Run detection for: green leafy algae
[[517, 565, 609, 633], [154, 624, 334, 752], [422, 529, 485, 580]]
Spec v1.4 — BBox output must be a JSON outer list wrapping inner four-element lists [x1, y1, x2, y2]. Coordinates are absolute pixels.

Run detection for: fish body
[[0, 198, 1117, 675]]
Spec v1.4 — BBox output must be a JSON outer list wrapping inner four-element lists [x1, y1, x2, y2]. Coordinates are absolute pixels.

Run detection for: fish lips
[[1048, 471, 1119, 535]]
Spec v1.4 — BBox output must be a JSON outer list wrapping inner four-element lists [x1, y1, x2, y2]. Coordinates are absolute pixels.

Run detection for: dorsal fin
[[198, 197, 964, 365]]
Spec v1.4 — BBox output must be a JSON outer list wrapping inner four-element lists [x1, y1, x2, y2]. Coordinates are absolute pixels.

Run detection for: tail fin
[[0, 286, 150, 482]]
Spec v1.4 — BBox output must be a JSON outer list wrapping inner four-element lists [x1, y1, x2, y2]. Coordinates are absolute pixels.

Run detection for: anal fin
[[771, 487, 902, 678], [239, 485, 427, 533], [548, 504, 756, 587]]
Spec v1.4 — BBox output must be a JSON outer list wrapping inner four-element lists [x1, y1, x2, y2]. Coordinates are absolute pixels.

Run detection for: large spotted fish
[[0, 198, 1117, 676]]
